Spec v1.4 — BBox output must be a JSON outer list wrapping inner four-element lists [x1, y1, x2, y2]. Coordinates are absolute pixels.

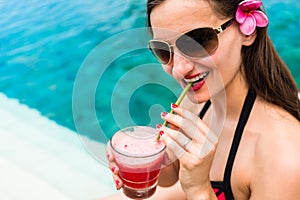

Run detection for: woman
[[103, 0, 300, 199]]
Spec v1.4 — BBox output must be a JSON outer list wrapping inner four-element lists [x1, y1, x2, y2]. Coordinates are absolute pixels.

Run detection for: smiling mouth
[[184, 71, 209, 86]]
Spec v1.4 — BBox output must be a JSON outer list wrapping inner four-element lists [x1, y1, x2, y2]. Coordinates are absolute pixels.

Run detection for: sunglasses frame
[[148, 19, 234, 65]]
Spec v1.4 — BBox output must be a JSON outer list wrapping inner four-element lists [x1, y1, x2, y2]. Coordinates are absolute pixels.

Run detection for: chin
[[187, 92, 210, 104]]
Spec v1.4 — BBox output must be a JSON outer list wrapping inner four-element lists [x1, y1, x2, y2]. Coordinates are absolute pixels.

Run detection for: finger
[[161, 132, 204, 165], [108, 161, 120, 175], [171, 104, 208, 134], [106, 142, 120, 176], [109, 161, 123, 190], [160, 130, 188, 159], [161, 127, 217, 162], [171, 105, 218, 144], [161, 108, 219, 159], [171, 103, 201, 125], [161, 123, 217, 159], [113, 174, 123, 190], [187, 138, 216, 159], [161, 111, 204, 143], [160, 126, 192, 150], [170, 123, 180, 131]]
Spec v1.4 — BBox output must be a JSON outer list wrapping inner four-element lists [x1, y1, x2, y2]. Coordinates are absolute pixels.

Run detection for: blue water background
[[0, 0, 299, 141]]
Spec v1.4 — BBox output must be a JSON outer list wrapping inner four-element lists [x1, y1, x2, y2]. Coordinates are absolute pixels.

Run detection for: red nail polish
[[111, 167, 116, 173], [171, 103, 178, 108], [159, 130, 164, 136], [161, 112, 167, 117], [156, 124, 162, 129], [115, 180, 120, 186]]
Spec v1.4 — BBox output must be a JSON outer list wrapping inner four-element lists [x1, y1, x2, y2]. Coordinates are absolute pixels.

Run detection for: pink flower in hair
[[236, 0, 269, 35]]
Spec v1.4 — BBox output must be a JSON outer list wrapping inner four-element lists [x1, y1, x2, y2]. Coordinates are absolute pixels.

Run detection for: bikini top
[[199, 89, 256, 200]]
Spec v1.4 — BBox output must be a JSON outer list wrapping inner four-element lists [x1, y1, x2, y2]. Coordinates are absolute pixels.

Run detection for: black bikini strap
[[224, 89, 257, 199], [199, 100, 211, 119]]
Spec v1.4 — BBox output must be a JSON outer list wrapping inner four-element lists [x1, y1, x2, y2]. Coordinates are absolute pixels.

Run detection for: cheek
[[162, 64, 172, 75], [162, 64, 183, 85], [216, 27, 243, 64], [213, 36, 243, 77], [216, 52, 242, 84]]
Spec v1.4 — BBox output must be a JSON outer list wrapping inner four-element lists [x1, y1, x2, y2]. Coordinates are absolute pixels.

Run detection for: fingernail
[[161, 112, 167, 117], [159, 130, 164, 136], [115, 180, 120, 188], [111, 167, 116, 173], [156, 124, 162, 129], [171, 103, 178, 108]]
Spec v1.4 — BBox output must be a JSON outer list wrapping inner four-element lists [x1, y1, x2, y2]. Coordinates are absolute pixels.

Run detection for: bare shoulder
[[248, 97, 300, 199], [254, 109, 300, 173], [252, 96, 300, 143], [248, 96, 299, 136]]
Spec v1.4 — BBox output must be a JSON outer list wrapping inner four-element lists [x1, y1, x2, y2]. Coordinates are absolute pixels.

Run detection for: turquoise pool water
[[1, 0, 299, 141]]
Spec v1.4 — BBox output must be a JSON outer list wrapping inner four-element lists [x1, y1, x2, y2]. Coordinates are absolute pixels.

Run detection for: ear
[[242, 30, 257, 46]]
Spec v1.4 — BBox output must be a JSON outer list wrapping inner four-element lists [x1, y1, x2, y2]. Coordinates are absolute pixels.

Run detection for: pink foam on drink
[[112, 130, 164, 156]]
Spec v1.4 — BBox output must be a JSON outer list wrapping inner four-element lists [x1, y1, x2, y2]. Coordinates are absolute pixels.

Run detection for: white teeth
[[184, 72, 209, 83]]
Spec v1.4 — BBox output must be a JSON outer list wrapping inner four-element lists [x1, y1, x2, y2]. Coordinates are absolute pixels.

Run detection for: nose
[[172, 50, 194, 78]]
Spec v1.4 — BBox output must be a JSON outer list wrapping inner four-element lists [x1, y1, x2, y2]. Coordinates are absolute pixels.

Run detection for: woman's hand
[[105, 143, 123, 190], [159, 103, 218, 199]]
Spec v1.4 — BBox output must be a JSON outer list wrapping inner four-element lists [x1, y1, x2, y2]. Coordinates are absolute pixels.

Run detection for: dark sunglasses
[[148, 19, 234, 65]]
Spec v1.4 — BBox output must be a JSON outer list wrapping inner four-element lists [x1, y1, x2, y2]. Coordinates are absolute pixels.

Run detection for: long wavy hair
[[147, 0, 300, 121]]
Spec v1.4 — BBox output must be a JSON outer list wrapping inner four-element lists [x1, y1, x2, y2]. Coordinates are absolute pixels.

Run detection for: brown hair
[[147, 0, 300, 121]]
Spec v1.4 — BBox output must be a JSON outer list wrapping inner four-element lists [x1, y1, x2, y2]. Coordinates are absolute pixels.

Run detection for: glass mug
[[110, 126, 166, 199]]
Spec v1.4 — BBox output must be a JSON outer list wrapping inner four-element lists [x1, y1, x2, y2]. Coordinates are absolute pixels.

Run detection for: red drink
[[110, 126, 165, 199]]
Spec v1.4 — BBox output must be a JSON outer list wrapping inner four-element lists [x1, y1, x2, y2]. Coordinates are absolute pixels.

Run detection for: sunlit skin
[[149, 1, 254, 199], [103, 0, 300, 199], [151, 0, 247, 105]]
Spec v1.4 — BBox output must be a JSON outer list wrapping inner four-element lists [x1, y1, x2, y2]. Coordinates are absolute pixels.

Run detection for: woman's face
[[150, 0, 245, 103]]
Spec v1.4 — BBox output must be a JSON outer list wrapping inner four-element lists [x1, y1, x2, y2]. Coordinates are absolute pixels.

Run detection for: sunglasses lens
[[176, 28, 218, 58], [148, 40, 171, 64]]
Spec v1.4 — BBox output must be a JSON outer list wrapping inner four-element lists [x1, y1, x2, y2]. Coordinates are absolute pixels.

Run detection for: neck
[[209, 73, 249, 136], [225, 73, 249, 120]]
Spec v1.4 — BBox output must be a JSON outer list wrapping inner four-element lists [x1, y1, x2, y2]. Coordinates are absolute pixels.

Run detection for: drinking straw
[[156, 82, 193, 140]]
